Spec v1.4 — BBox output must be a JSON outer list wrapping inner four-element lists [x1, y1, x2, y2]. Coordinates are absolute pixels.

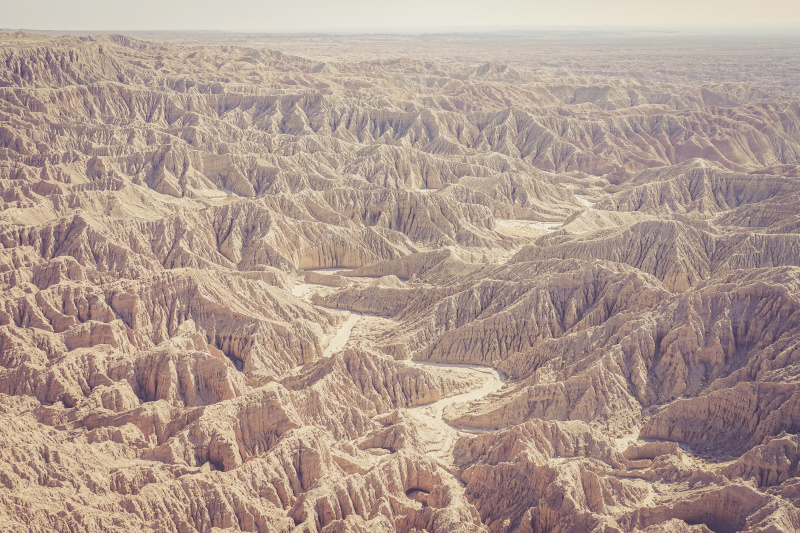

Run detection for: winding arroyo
[[404, 361, 507, 468], [297, 273, 508, 474]]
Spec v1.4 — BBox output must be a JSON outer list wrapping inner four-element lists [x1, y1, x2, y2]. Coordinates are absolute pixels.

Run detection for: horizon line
[[4, 23, 800, 36]]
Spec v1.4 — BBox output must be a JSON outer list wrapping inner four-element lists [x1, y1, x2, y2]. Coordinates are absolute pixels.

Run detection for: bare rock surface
[[2, 29, 800, 532]]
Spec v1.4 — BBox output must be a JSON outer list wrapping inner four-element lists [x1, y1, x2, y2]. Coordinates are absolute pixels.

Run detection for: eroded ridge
[[2, 29, 800, 533]]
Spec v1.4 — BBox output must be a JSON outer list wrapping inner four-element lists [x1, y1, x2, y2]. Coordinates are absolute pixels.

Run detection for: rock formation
[[2, 28, 800, 532]]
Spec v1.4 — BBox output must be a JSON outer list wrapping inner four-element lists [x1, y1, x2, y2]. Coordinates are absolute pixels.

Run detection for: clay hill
[[2, 29, 800, 532]]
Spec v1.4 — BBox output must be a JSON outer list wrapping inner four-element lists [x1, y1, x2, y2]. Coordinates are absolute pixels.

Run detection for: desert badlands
[[2, 27, 800, 532]]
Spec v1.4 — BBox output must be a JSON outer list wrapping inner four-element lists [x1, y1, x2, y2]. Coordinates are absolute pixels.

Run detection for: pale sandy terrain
[[3, 28, 800, 533]]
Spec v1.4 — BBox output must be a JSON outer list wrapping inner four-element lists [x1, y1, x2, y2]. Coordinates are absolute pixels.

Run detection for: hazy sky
[[3, 0, 800, 31]]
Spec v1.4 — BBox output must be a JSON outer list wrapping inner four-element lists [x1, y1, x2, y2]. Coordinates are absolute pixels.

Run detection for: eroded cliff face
[[2, 29, 800, 533]]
